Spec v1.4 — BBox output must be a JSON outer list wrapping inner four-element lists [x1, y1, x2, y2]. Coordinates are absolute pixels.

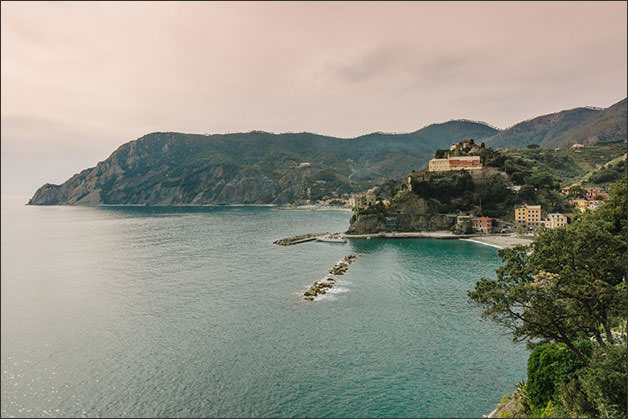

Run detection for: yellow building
[[428, 155, 483, 172], [515, 205, 542, 227], [428, 158, 452, 172]]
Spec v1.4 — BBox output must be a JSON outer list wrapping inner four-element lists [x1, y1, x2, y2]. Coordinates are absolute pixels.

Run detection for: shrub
[[578, 344, 627, 418], [525, 342, 588, 412]]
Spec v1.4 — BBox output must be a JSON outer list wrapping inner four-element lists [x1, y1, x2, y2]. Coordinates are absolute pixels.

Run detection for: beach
[[461, 235, 533, 249]]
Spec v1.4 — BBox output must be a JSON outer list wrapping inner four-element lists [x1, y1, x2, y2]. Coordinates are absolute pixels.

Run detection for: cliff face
[[29, 123, 498, 206], [346, 194, 457, 234]]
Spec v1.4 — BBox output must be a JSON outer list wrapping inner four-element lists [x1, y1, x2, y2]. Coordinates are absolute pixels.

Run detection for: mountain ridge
[[28, 98, 626, 206]]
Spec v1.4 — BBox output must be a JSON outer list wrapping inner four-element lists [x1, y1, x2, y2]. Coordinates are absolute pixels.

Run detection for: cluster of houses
[[561, 186, 610, 212]]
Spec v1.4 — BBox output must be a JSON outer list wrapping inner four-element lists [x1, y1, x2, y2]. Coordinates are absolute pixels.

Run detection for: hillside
[[549, 98, 627, 147], [485, 98, 626, 149], [505, 140, 627, 186], [28, 121, 498, 205], [28, 97, 626, 206], [346, 139, 626, 235]]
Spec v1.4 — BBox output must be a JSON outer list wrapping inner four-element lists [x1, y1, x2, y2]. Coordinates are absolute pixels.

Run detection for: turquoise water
[[1, 197, 527, 417]]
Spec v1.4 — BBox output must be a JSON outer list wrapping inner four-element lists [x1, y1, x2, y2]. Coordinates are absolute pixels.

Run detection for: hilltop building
[[428, 155, 483, 172], [515, 205, 542, 227]]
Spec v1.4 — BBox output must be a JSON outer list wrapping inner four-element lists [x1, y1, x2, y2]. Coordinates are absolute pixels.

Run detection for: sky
[[1, 1, 627, 196]]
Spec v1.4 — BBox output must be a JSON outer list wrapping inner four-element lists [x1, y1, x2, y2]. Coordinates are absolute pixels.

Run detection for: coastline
[[343, 231, 534, 249], [276, 205, 353, 212], [461, 235, 533, 249]]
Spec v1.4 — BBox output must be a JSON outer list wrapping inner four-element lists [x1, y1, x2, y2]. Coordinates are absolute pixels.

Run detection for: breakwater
[[303, 254, 357, 301], [273, 232, 328, 246]]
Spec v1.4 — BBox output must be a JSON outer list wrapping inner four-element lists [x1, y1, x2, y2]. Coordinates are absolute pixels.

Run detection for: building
[[454, 215, 473, 234], [571, 199, 602, 212], [472, 217, 493, 234], [570, 143, 585, 149], [428, 155, 483, 172], [352, 189, 377, 210], [543, 213, 568, 229], [585, 188, 609, 201], [515, 205, 542, 227]]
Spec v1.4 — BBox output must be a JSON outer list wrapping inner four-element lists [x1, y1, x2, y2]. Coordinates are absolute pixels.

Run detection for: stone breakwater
[[273, 233, 328, 246], [303, 254, 358, 301]]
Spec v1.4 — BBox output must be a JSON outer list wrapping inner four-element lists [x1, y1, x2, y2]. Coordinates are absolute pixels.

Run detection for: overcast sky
[[1, 1, 626, 196]]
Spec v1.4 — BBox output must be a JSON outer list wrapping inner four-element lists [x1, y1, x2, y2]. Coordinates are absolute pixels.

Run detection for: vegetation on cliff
[[469, 180, 627, 418]]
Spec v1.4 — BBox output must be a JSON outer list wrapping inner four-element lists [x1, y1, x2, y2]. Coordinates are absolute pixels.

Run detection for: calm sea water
[[1, 196, 527, 418]]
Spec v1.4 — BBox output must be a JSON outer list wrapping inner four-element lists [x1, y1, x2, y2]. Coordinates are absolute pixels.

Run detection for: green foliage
[[588, 159, 626, 185], [539, 400, 557, 418], [495, 140, 626, 187], [469, 179, 627, 359], [577, 344, 627, 418], [525, 171, 558, 190], [471, 179, 628, 418], [525, 342, 589, 412], [410, 171, 475, 204]]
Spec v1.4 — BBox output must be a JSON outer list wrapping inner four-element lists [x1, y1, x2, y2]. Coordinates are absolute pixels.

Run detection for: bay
[[1, 197, 527, 417]]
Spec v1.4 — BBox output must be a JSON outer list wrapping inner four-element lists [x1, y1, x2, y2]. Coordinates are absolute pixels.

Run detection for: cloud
[[0, 2, 626, 194]]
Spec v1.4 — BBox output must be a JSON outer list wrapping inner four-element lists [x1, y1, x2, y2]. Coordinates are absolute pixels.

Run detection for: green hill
[[485, 98, 626, 149], [548, 98, 627, 147], [347, 139, 626, 234], [504, 140, 627, 186], [28, 121, 498, 205]]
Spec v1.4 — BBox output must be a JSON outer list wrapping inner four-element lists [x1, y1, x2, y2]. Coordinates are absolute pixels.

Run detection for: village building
[[570, 143, 585, 150], [585, 188, 609, 201], [543, 213, 568, 229], [472, 217, 493, 234], [428, 155, 483, 172], [352, 188, 377, 210], [515, 204, 542, 227], [571, 199, 602, 212], [454, 215, 473, 234]]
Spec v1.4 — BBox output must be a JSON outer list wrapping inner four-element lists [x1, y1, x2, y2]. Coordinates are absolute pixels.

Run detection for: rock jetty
[[273, 232, 328, 246], [304, 254, 358, 300]]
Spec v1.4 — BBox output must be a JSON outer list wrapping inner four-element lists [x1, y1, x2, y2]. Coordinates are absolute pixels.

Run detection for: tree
[[468, 179, 627, 363]]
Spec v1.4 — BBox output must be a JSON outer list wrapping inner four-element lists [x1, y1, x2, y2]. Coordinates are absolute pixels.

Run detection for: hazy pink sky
[[1, 1, 626, 195]]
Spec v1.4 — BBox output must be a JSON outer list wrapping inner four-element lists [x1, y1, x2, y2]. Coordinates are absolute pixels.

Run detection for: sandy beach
[[461, 235, 533, 249]]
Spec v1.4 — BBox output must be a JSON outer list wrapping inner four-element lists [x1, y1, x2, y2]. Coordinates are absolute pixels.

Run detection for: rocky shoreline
[[303, 254, 357, 301]]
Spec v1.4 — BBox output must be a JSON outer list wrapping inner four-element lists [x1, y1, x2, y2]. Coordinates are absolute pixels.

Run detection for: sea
[[1, 196, 527, 418]]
